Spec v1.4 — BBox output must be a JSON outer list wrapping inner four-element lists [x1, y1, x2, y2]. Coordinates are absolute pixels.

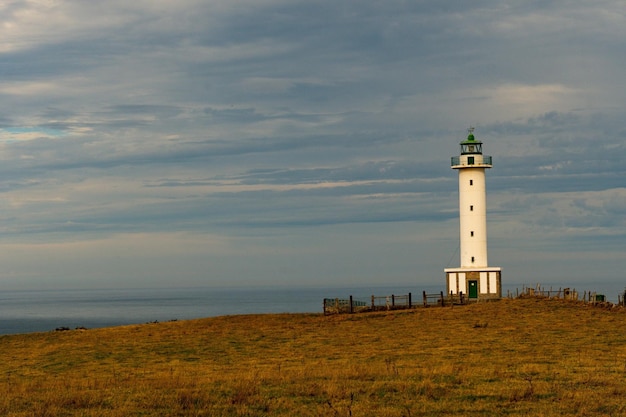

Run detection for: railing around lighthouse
[[451, 155, 492, 167]]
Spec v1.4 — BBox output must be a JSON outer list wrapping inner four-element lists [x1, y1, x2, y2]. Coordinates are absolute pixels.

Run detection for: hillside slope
[[1, 298, 625, 416]]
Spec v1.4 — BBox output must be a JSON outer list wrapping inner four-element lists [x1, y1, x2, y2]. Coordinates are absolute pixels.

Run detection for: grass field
[[1, 297, 626, 416]]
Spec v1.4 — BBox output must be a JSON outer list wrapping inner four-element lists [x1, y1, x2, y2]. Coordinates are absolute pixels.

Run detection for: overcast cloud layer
[[0, 1, 625, 292]]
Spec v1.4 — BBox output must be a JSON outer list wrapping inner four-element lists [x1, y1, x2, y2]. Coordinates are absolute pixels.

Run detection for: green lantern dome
[[460, 127, 482, 155]]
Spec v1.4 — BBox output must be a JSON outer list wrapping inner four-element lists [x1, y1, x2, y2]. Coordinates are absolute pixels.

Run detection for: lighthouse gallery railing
[[450, 155, 492, 166]]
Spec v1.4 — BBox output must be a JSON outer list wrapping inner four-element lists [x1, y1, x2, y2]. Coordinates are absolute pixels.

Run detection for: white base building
[[444, 267, 501, 300]]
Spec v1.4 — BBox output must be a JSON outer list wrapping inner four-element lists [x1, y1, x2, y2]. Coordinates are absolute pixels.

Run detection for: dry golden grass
[[2, 297, 626, 416]]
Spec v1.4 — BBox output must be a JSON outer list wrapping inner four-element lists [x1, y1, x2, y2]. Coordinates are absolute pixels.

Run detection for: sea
[[1, 282, 624, 335]]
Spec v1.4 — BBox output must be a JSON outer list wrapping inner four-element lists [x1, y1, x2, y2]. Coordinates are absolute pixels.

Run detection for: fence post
[[371, 295, 375, 310], [349, 295, 354, 314], [440, 291, 444, 307], [460, 291, 464, 305], [423, 291, 427, 307], [392, 294, 395, 308], [408, 292, 412, 308]]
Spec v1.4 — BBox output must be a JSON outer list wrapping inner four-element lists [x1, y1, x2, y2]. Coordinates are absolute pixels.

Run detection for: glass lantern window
[[461, 142, 482, 154]]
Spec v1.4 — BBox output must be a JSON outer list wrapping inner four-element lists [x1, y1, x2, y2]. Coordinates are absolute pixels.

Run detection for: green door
[[468, 280, 478, 299]]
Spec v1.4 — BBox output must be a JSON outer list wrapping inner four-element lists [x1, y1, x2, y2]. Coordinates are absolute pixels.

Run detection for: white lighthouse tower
[[445, 128, 501, 300]]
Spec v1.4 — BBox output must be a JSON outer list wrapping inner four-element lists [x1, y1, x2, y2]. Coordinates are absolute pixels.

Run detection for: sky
[[0, 1, 625, 293]]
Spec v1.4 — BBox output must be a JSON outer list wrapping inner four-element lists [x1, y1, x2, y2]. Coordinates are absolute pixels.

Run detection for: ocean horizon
[[0, 284, 426, 335], [1, 281, 623, 335]]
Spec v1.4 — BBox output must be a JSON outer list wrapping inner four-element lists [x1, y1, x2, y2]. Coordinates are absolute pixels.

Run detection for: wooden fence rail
[[324, 284, 626, 315], [512, 284, 623, 306], [324, 293, 414, 315], [515, 286, 580, 300], [422, 291, 444, 307], [323, 291, 470, 315]]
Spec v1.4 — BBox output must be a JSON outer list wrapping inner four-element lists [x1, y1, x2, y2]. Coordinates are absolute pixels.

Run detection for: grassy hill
[[1, 297, 625, 416]]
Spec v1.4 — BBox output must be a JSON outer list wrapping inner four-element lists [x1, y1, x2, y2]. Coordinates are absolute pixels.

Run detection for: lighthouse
[[444, 128, 501, 300]]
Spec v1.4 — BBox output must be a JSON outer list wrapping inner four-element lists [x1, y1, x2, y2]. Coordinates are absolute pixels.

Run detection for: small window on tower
[[471, 231, 474, 237], [471, 256, 475, 263], [470, 205, 474, 211], [469, 179, 473, 186]]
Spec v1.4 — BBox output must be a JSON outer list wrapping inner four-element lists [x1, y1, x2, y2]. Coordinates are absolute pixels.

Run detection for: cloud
[[0, 0, 625, 289], [0, 126, 64, 142]]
